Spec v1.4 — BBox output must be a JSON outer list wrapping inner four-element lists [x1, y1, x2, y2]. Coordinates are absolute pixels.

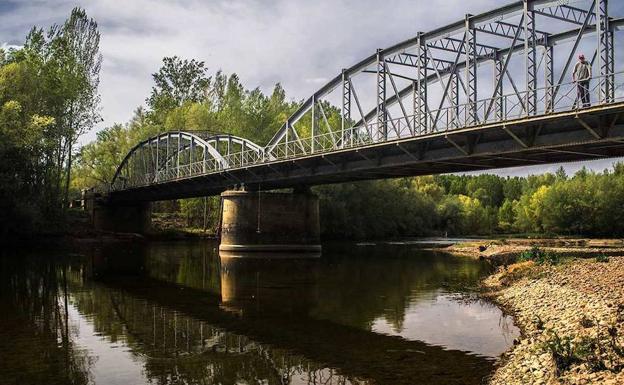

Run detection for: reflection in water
[[0, 240, 519, 385]]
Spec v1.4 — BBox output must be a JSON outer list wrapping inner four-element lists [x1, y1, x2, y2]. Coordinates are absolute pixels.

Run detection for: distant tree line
[[318, 166, 624, 239]]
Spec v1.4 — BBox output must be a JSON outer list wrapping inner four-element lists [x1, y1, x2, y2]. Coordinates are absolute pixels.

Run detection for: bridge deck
[[111, 102, 624, 201]]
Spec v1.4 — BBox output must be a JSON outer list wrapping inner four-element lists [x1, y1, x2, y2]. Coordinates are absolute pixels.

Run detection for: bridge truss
[[111, 0, 624, 199], [112, 132, 263, 191]]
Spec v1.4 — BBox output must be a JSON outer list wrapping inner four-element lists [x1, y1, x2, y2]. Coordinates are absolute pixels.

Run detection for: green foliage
[[596, 254, 610, 263], [543, 330, 583, 375], [148, 56, 211, 115], [543, 326, 624, 376], [0, 7, 101, 237], [518, 246, 560, 265]]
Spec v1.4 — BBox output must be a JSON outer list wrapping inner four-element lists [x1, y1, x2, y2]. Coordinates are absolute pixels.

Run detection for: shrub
[[543, 326, 624, 376], [596, 254, 610, 263], [543, 331, 581, 374], [518, 245, 560, 265]]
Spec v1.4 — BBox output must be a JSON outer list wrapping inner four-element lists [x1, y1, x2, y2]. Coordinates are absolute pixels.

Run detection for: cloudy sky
[[1, 0, 622, 175]]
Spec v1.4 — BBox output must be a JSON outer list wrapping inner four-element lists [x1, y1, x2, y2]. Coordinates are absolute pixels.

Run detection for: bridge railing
[[267, 71, 624, 159], [115, 71, 624, 191]]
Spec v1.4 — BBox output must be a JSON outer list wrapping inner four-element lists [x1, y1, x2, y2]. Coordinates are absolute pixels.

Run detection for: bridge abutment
[[219, 189, 321, 253], [84, 190, 151, 234]]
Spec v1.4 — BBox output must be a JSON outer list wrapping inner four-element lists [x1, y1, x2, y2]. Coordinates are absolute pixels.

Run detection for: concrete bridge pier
[[83, 190, 151, 234], [219, 188, 321, 253]]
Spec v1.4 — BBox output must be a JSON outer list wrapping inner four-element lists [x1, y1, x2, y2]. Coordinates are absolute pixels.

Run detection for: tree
[[147, 56, 211, 116], [22, 7, 102, 207], [498, 199, 516, 232], [53, 8, 102, 206]]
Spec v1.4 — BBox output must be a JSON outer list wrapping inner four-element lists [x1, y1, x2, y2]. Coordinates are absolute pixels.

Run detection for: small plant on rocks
[[543, 325, 624, 376], [596, 254, 610, 263], [542, 330, 581, 375], [575, 336, 608, 372], [579, 315, 595, 328], [533, 314, 545, 330]]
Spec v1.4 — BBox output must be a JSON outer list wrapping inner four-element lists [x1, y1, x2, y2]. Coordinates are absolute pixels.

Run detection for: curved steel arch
[[111, 131, 263, 191], [265, 0, 623, 156]]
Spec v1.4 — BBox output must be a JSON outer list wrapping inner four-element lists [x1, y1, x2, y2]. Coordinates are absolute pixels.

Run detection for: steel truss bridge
[[111, 0, 624, 201]]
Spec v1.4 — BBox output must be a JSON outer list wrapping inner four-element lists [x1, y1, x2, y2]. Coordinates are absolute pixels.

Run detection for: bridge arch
[[111, 131, 263, 191]]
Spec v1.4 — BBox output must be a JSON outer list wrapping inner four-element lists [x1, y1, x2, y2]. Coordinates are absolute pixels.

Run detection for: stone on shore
[[485, 257, 624, 385]]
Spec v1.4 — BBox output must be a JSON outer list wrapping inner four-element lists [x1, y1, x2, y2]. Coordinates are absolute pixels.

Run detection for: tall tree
[[54, 8, 102, 206], [147, 56, 211, 116], [23, 7, 102, 207]]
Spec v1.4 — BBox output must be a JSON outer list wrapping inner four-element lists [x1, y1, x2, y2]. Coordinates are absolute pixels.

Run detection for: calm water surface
[[0, 240, 518, 385]]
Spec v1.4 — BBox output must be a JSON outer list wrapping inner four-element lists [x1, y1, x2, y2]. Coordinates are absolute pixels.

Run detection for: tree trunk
[[64, 140, 72, 208]]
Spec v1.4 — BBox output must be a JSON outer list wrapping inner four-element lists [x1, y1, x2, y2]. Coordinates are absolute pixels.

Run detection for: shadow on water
[[0, 240, 518, 385]]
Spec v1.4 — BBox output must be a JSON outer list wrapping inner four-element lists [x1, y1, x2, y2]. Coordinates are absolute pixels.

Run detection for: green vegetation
[[518, 246, 560, 265], [542, 325, 624, 375], [0, 8, 101, 237], [6, 11, 624, 241], [542, 330, 582, 375], [596, 254, 610, 263]]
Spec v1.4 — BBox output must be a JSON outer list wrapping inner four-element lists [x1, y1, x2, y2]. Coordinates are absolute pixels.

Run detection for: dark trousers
[[577, 80, 590, 108]]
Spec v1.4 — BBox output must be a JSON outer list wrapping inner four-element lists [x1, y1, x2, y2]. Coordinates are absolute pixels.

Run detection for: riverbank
[[445, 238, 624, 265], [481, 256, 624, 385]]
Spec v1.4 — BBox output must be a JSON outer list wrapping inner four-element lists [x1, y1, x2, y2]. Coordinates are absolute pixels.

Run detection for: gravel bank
[[484, 257, 624, 385]]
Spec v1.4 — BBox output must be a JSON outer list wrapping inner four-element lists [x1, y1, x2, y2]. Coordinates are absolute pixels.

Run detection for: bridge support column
[[84, 191, 151, 234], [219, 188, 321, 253]]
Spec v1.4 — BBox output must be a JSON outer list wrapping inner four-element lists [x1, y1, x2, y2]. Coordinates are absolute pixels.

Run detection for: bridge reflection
[[1, 243, 511, 385], [83, 242, 497, 384]]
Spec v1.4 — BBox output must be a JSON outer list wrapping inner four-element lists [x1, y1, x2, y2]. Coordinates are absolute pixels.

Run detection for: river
[[0, 240, 518, 385]]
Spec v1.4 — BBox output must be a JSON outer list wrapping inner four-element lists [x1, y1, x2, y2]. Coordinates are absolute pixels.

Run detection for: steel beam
[[450, 71, 460, 128], [534, 4, 596, 26], [475, 20, 547, 40], [525, 1, 537, 115], [465, 15, 478, 125], [341, 69, 351, 144], [376, 49, 387, 141], [428, 36, 497, 58], [544, 38, 554, 112], [415, 33, 428, 134], [494, 57, 504, 120], [311, 94, 317, 152], [597, 0, 614, 103]]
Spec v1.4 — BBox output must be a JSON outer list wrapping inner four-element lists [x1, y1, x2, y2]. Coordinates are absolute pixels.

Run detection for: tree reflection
[[0, 254, 93, 385]]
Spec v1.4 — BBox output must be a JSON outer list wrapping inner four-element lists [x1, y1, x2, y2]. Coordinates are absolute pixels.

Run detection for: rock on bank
[[484, 257, 624, 385]]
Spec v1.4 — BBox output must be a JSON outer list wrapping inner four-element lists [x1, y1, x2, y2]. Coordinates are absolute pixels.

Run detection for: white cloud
[[1, 42, 22, 50], [3, 0, 624, 178], [0, 0, 501, 144]]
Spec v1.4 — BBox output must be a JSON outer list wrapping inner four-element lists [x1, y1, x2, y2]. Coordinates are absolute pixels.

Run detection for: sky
[[1, 0, 623, 176]]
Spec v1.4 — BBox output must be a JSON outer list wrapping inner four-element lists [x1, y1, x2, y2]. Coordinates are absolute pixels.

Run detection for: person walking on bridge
[[573, 54, 592, 108]]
